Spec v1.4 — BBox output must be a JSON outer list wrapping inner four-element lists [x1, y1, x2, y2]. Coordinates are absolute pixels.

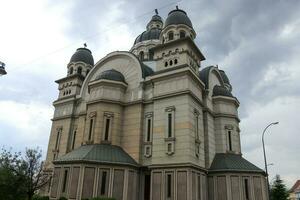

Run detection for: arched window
[[180, 31, 186, 38], [69, 67, 73, 75], [77, 67, 82, 75], [139, 51, 144, 61], [169, 60, 173, 66], [168, 31, 174, 41], [149, 51, 154, 60], [174, 59, 178, 64], [165, 62, 168, 67]]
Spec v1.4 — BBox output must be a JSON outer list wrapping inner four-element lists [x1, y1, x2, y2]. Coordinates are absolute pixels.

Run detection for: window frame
[[102, 112, 114, 143], [168, 31, 174, 41]]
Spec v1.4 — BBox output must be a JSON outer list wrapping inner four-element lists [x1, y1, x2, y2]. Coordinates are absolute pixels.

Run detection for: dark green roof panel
[[54, 144, 138, 166], [212, 85, 233, 97], [209, 153, 264, 173], [134, 28, 162, 45]]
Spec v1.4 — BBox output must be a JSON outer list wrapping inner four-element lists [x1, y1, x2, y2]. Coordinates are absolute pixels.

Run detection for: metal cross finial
[[84, 43, 87, 48], [155, 9, 158, 15], [176, 5, 179, 10]]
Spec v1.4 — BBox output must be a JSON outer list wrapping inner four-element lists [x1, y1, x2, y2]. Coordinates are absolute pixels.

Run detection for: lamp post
[[0, 61, 7, 76], [262, 121, 279, 199]]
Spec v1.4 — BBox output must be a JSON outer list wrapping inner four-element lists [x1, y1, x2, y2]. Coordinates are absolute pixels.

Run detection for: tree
[[0, 148, 27, 200], [0, 147, 50, 200], [270, 175, 290, 200]]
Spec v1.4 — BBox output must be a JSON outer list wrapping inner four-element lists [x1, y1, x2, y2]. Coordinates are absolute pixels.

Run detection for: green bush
[[32, 195, 49, 200], [39, 196, 50, 200], [59, 197, 68, 200]]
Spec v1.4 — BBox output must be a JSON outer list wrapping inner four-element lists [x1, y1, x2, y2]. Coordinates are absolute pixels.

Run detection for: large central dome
[[164, 8, 193, 28]]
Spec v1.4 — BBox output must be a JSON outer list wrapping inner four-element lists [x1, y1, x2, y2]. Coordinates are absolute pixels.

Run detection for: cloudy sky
[[0, 0, 299, 187]]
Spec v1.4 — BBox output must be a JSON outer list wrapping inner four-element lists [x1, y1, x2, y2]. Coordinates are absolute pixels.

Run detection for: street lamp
[[262, 121, 279, 199], [0, 61, 7, 76]]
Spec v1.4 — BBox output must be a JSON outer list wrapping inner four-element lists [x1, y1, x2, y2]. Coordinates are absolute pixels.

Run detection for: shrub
[[59, 197, 68, 200], [32, 195, 50, 200], [39, 196, 50, 200]]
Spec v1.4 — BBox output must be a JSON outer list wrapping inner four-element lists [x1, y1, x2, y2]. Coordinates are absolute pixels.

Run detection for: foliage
[[90, 198, 116, 200], [32, 195, 49, 200], [58, 197, 68, 200], [270, 175, 290, 200], [0, 147, 50, 200], [0, 148, 27, 200]]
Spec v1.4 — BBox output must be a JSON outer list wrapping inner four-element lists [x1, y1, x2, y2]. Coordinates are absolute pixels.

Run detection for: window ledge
[[164, 137, 176, 142], [85, 140, 94, 145], [166, 151, 174, 156], [101, 140, 111, 145], [143, 141, 152, 145], [195, 139, 201, 144], [52, 149, 59, 153]]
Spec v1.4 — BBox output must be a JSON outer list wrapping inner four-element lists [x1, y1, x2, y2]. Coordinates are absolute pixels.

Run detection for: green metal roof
[[54, 144, 138, 166], [209, 153, 264, 173]]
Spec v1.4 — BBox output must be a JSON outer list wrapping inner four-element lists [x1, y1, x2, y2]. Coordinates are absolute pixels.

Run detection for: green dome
[[164, 8, 193, 28], [95, 69, 126, 83], [70, 48, 94, 65]]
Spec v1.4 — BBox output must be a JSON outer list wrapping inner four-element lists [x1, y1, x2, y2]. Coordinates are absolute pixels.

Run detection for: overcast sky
[[0, 0, 299, 187]]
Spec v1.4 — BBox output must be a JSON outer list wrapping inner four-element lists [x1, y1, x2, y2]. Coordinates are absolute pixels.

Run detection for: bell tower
[[151, 7, 205, 72], [55, 45, 94, 100]]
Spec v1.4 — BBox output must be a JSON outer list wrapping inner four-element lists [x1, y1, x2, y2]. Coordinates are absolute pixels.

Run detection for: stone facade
[[42, 7, 268, 200]]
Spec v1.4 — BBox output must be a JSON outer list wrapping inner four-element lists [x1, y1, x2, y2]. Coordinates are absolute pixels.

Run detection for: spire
[[155, 9, 158, 15]]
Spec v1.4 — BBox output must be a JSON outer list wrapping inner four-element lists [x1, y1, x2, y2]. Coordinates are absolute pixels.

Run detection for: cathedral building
[[43, 7, 268, 200]]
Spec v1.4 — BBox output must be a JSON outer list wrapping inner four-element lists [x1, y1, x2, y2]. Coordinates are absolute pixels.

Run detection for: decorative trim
[[165, 106, 176, 112], [224, 124, 234, 130], [89, 111, 97, 118]]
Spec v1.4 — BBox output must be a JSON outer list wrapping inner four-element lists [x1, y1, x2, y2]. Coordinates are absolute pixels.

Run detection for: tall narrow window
[[104, 118, 110, 141], [102, 112, 113, 142], [55, 129, 61, 150], [195, 114, 199, 140], [166, 174, 172, 198], [180, 31, 186, 38], [197, 175, 201, 200], [88, 118, 94, 141], [139, 51, 144, 61], [244, 179, 249, 200], [228, 130, 232, 151], [146, 118, 151, 142], [69, 67, 73, 75], [77, 67, 82, 75], [100, 171, 107, 195], [149, 51, 154, 60], [71, 130, 77, 150], [168, 113, 172, 138], [62, 170, 68, 193], [168, 32, 174, 41]]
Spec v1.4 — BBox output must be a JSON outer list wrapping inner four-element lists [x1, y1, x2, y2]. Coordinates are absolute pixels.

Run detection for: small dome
[[70, 48, 94, 66], [150, 14, 163, 23], [212, 85, 233, 97], [134, 28, 161, 45], [95, 69, 126, 83], [164, 8, 193, 28]]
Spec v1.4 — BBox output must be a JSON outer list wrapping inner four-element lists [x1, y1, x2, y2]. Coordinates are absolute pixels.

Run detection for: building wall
[[208, 173, 267, 200], [49, 164, 139, 200]]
